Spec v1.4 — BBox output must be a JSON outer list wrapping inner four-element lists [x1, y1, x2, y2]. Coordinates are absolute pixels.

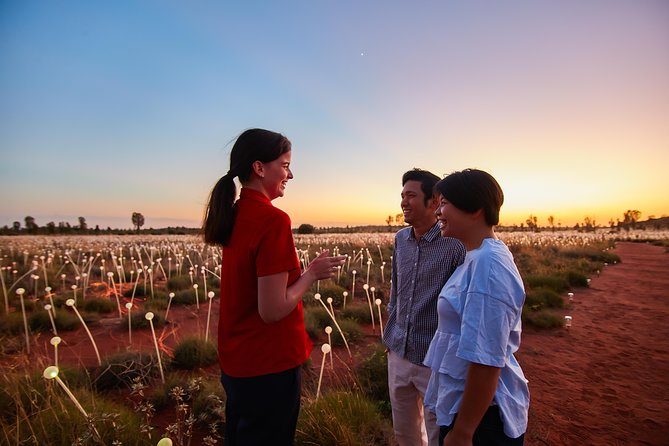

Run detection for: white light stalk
[[43, 366, 101, 441], [16, 288, 30, 354], [145, 312, 165, 383], [50, 336, 61, 367], [316, 343, 331, 400], [325, 326, 333, 369], [66, 298, 101, 366], [44, 304, 57, 335], [126, 302, 133, 345], [165, 292, 175, 322], [193, 284, 200, 310], [206, 291, 215, 341], [375, 298, 384, 339], [314, 293, 351, 358], [364, 284, 375, 330]]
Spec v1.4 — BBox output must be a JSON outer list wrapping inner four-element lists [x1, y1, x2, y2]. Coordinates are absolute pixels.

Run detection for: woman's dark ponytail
[[202, 173, 237, 246]]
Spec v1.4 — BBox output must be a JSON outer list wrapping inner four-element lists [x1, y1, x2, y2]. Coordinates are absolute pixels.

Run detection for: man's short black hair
[[402, 168, 440, 206]]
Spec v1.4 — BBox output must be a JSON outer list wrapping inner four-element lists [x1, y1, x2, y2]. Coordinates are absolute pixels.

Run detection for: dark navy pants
[[439, 405, 525, 446], [221, 366, 301, 446]]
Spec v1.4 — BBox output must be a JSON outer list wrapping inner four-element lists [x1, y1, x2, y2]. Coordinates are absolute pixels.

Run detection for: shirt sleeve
[[457, 291, 515, 368], [255, 211, 300, 277]]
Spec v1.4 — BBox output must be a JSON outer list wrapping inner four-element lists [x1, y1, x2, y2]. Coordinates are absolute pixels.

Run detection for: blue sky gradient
[[2, 1, 668, 229]]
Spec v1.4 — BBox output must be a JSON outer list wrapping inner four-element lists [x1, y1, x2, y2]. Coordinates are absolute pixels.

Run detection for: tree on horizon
[[131, 212, 145, 232]]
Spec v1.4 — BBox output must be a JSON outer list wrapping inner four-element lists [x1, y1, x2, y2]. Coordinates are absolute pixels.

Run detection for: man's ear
[[428, 194, 439, 212]]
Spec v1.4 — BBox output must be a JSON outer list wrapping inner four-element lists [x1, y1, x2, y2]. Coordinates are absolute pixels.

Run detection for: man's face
[[401, 180, 436, 227]]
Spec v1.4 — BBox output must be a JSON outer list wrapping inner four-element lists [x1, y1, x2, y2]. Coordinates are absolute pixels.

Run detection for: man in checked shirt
[[384, 168, 466, 446]]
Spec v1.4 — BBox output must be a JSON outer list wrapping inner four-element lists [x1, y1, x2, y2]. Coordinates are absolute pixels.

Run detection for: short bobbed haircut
[[434, 169, 504, 226]]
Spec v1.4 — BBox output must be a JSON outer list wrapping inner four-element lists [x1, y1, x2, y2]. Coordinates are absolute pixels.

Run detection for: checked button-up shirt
[[383, 223, 465, 365]]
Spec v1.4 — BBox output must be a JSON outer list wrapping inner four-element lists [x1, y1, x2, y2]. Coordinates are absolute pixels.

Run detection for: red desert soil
[[17, 241, 669, 445], [518, 242, 669, 446]]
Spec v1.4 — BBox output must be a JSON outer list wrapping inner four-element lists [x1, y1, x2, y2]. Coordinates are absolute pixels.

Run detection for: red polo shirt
[[218, 187, 312, 377]]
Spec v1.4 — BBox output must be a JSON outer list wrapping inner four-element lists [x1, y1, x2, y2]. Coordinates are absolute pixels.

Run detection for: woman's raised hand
[[306, 250, 347, 281]]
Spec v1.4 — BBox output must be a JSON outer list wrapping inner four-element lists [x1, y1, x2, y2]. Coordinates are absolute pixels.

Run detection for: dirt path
[[519, 242, 669, 446]]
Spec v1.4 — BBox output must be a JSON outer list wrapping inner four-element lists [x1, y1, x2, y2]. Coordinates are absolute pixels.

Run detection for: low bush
[[120, 310, 165, 329], [93, 351, 162, 392], [522, 310, 564, 329], [172, 337, 218, 370], [565, 270, 589, 287], [295, 390, 394, 445], [356, 345, 391, 416], [29, 309, 80, 332], [81, 297, 116, 313], [525, 287, 564, 310], [330, 318, 364, 347], [166, 274, 193, 291], [170, 289, 206, 306], [340, 303, 373, 324], [0, 312, 27, 335], [524, 274, 568, 293]]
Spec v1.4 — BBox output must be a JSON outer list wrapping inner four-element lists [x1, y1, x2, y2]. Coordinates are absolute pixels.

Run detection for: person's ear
[[428, 195, 439, 212], [252, 160, 264, 178]]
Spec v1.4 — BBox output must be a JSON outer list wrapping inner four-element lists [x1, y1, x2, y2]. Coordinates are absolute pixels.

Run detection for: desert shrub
[[81, 297, 116, 313], [172, 337, 218, 370], [524, 274, 568, 293], [150, 374, 185, 411], [192, 378, 226, 429], [13, 298, 36, 312], [170, 289, 206, 306], [29, 309, 79, 332], [295, 390, 394, 445], [166, 274, 193, 291], [4, 387, 152, 445], [560, 247, 620, 264], [340, 303, 373, 324], [0, 367, 91, 423], [524, 288, 564, 310], [565, 270, 589, 287], [120, 310, 165, 329], [124, 286, 148, 298], [0, 312, 27, 335], [522, 310, 564, 329], [304, 308, 324, 340], [304, 306, 333, 336], [93, 351, 162, 391], [143, 298, 168, 312], [303, 281, 347, 307], [356, 345, 391, 416], [330, 318, 364, 347]]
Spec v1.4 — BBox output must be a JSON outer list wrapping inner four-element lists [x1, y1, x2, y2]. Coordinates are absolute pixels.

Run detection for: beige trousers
[[387, 350, 440, 446]]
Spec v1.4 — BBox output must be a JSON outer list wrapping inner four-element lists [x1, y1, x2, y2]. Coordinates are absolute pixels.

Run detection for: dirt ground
[[518, 242, 669, 446], [16, 241, 669, 445]]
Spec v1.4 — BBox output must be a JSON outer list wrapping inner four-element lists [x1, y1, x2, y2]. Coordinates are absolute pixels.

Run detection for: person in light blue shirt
[[423, 169, 530, 446]]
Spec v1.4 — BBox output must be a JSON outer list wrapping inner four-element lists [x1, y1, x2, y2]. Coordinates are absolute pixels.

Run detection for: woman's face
[[435, 194, 468, 240], [261, 151, 293, 200]]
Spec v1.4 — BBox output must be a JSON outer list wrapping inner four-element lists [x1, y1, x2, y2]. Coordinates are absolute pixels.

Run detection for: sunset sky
[[1, 1, 668, 230]]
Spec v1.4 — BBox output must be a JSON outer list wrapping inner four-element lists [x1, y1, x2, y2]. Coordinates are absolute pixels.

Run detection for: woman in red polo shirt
[[203, 128, 345, 446]]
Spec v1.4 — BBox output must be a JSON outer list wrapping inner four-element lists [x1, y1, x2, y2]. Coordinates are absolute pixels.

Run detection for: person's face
[[261, 151, 293, 200], [401, 180, 436, 227], [435, 194, 469, 239]]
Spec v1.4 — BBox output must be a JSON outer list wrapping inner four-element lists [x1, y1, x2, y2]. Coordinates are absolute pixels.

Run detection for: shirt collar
[[404, 222, 441, 242], [240, 187, 272, 205]]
